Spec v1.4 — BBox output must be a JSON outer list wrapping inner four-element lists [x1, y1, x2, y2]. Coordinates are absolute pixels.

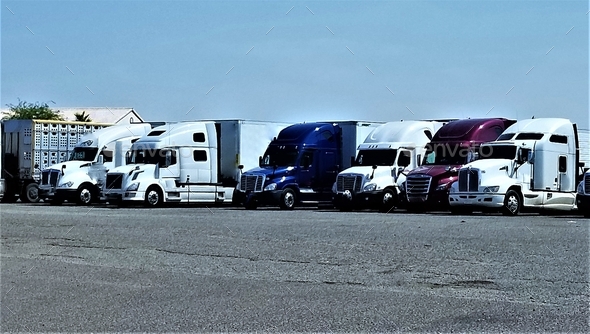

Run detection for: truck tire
[[21, 183, 40, 203], [502, 190, 521, 216], [76, 185, 95, 205], [144, 186, 163, 207], [279, 189, 296, 210], [379, 189, 396, 213]]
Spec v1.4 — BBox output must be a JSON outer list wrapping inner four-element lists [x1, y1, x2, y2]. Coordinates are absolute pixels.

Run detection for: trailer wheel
[[279, 189, 296, 210], [76, 185, 95, 205], [502, 190, 521, 216], [145, 186, 163, 207], [21, 183, 40, 203], [379, 189, 396, 213]]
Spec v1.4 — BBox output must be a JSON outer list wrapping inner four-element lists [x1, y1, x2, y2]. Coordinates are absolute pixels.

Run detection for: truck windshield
[[478, 145, 517, 160], [355, 149, 397, 166], [69, 147, 98, 162], [261, 148, 299, 167], [129, 149, 177, 167], [422, 145, 470, 165]]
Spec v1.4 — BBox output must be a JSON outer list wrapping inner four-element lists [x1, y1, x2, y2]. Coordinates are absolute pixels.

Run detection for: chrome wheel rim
[[383, 192, 393, 204], [506, 195, 519, 213], [79, 188, 91, 203], [147, 190, 159, 206], [284, 192, 295, 207]]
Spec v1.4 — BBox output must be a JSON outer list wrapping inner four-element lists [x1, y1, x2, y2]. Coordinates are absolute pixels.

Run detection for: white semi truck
[[332, 120, 446, 212], [449, 118, 590, 215], [104, 120, 289, 207], [40, 123, 157, 205], [1, 119, 110, 203]]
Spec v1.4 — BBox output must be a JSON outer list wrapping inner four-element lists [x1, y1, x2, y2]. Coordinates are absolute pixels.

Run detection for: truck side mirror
[[258, 156, 263, 167], [516, 149, 525, 164], [238, 164, 244, 170], [527, 151, 534, 164], [165, 151, 172, 167], [97, 155, 104, 164]]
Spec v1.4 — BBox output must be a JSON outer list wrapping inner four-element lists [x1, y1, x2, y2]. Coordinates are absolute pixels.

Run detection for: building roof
[[56, 107, 143, 124], [0, 107, 143, 124]]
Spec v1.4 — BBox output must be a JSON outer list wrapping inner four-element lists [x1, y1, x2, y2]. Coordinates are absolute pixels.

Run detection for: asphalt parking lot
[[1, 203, 589, 332]]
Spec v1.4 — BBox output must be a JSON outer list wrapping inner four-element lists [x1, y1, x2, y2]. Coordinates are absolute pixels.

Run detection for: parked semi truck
[[234, 121, 381, 210], [104, 120, 288, 206], [449, 118, 590, 215], [404, 118, 516, 211], [332, 120, 446, 212], [39, 123, 157, 205], [1, 119, 110, 203]]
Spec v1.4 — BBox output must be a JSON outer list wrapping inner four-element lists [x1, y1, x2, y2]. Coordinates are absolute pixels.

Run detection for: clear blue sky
[[1, 1, 588, 128]]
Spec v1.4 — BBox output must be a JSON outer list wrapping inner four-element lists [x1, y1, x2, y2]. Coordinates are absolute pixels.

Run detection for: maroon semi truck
[[404, 118, 516, 211]]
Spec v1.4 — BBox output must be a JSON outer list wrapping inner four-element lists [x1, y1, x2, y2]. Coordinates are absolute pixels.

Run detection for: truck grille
[[406, 175, 432, 196], [106, 173, 124, 190], [458, 168, 479, 192], [49, 171, 60, 187], [240, 175, 265, 192], [585, 173, 590, 194], [336, 175, 363, 192], [41, 171, 49, 185]]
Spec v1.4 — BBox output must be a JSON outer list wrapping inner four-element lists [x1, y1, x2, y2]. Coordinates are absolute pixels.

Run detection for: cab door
[[298, 150, 315, 190]]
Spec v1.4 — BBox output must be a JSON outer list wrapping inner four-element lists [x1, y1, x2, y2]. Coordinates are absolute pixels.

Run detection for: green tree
[[74, 111, 92, 122], [2, 100, 64, 120]]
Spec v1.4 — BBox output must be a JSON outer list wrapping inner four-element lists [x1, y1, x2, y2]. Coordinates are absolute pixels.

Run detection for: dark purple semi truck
[[404, 118, 516, 211]]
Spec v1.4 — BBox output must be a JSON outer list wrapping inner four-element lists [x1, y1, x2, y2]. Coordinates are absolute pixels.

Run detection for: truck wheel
[[145, 186, 163, 207], [379, 189, 396, 213], [76, 185, 95, 205], [279, 189, 296, 210], [502, 190, 521, 216], [21, 183, 40, 203]]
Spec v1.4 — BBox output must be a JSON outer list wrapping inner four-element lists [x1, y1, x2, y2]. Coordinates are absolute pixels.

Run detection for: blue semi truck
[[233, 121, 380, 209]]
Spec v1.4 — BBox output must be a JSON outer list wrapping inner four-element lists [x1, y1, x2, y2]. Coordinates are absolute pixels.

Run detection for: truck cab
[[40, 123, 153, 205], [235, 123, 342, 209], [105, 122, 225, 206], [332, 121, 444, 212], [449, 118, 589, 215], [405, 118, 515, 211]]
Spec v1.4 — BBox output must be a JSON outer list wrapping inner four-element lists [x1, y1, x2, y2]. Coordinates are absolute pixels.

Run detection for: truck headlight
[[483, 186, 500, 193], [400, 181, 406, 192], [58, 181, 74, 188], [331, 181, 337, 193], [435, 183, 451, 191], [126, 183, 140, 191], [578, 182, 584, 194], [363, 183, 377, 192], [264, 183, 277, 191]]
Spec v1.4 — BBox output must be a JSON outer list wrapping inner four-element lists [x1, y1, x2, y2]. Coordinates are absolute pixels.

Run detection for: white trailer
[[1, 119, 111, 203], [449, 118, 590, 215], [39, 123, 156, 205], [104, 120, 289, 206], [332, 120, 446, 212]]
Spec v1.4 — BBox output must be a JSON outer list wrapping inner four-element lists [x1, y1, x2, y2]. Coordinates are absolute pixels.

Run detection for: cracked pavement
[[1, 204, 589, 332]]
